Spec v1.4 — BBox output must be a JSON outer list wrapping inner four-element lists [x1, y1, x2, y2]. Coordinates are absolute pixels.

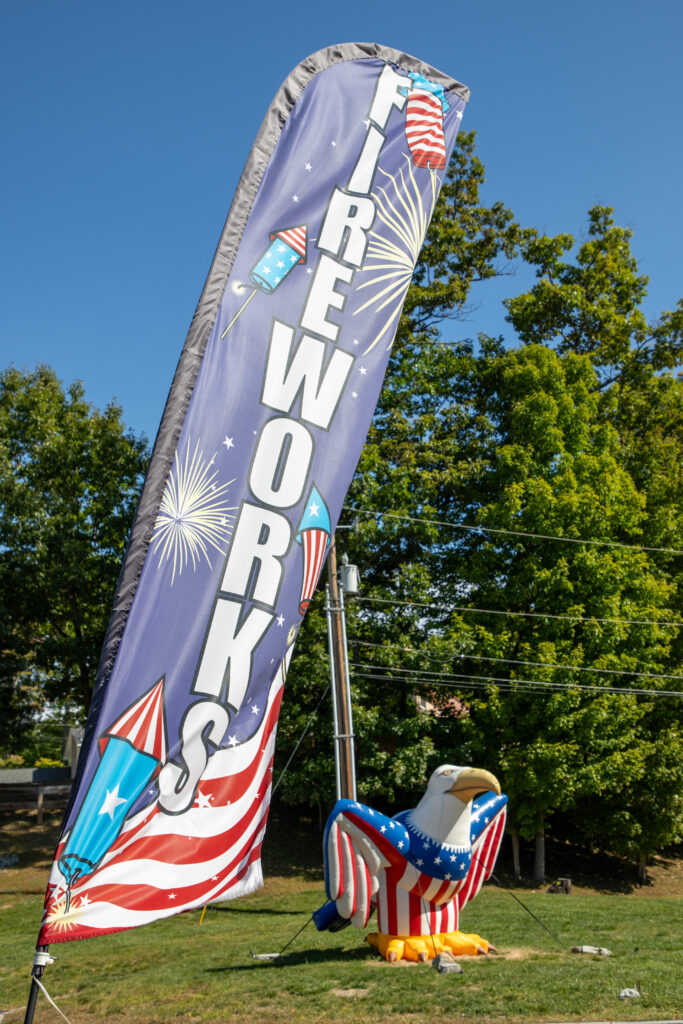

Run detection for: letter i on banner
[[36, 43, 469, 947]]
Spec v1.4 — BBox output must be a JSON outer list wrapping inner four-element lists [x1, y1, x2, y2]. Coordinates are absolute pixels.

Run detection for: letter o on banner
[[249, 417, 313, 508]]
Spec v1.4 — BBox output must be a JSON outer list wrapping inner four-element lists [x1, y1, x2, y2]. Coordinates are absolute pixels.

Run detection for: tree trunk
[[637, 854, 648, 884], [511, 832, 521, 880], [533, 828, 545, 885]]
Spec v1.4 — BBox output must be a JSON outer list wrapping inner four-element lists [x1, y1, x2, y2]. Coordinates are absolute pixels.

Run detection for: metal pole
[[325, 581, 343, 801], [326, 536, 356, 801], [23, 945, 49, 1024]]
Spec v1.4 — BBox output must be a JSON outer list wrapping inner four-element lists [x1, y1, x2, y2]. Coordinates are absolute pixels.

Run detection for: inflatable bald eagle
[[314, 764, 507, 962]]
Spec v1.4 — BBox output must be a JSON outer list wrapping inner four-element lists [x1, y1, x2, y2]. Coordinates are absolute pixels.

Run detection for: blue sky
[[2, 0, 681, 442]]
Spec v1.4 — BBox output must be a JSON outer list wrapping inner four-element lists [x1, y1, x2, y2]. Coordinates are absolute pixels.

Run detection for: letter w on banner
[[39, 43, 468, 944]]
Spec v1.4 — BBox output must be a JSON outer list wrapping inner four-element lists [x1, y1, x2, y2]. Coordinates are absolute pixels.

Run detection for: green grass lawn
[[1, 808, 681, 1023]]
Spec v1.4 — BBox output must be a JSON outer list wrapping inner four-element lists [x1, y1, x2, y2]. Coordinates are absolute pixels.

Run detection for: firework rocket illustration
[[296, 486, 331, 615], [404, 72, 450, 170], [221, 225, 308, 337], [58, 678, 167, 908]]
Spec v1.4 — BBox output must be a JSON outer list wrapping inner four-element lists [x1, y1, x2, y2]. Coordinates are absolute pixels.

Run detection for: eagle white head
[[409, 764, 501, 848]]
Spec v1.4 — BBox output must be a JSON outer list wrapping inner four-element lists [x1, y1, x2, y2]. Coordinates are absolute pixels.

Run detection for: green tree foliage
[[502, 205, 683, 871], [0, 365, 149, 719]]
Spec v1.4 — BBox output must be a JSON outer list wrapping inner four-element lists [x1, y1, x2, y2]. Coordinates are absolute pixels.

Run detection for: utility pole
[[325, 535, 357, 801]]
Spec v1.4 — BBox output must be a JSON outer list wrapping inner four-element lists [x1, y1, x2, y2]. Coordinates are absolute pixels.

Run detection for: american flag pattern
[[99, 678, 167, 760], [322, 793, 507, 938], [405, 87, 447, 170], [271, 225, 307, 263], [298, 528, 329, 613], [39, 651, 291, 944]]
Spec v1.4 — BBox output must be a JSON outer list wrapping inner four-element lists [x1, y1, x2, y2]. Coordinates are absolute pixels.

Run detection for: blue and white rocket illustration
[[295, 486, 331, 614], [58, 678, 167, 905], [221, 224, 308, 338], [249, 225, 308, 293]]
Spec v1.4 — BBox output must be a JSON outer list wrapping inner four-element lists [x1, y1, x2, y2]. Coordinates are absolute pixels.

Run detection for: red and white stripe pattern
[[299, 528, 329, 613], [405, 88, 447, 170], [39, 653, 293, 944], [376, 860, 465, 936], [271, 225, 307, 263], [100, 677, 167, 761], [457, 802, 507, 912]]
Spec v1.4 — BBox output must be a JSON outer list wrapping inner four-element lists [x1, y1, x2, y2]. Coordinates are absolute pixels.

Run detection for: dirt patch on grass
[[331, 987, 371, 997]]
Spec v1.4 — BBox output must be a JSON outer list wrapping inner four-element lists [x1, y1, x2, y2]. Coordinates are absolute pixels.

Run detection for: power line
[[351, 638, 683, 682], [343, 506, 683, 556], [357, 595, 681, 629], [349, 663, 683, 699]]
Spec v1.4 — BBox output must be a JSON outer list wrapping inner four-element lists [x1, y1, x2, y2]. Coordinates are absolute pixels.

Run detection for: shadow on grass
[[206, 945, 373, 972], [201, 906, 311, 916]]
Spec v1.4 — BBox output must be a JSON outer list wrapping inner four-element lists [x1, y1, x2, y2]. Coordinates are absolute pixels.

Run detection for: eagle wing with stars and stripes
[[457, 792, 508, 912], [319, 799, 413, 929]]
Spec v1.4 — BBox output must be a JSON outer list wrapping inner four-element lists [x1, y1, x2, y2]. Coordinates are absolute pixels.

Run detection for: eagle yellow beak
[[447, 768, 501, 803]]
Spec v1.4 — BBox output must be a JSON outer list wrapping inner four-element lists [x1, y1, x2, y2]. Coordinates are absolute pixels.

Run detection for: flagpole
[[23, 945, 49, 1024]]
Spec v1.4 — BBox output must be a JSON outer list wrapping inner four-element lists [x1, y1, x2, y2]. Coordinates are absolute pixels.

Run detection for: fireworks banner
[[39, 43, 469, 944]]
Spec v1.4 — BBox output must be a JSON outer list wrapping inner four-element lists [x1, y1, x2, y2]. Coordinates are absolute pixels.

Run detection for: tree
[[502, 206, 683, 875], [0, 365, 149, 720]]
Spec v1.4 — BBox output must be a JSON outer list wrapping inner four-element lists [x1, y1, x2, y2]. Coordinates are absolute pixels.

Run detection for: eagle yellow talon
[[368, 930, 493, 962]]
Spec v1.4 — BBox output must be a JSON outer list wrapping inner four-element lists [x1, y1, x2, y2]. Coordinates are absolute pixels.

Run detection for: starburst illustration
[[151, 440, 236, 584], [355, 157, 439, 354], [44, 893, 86, 935]]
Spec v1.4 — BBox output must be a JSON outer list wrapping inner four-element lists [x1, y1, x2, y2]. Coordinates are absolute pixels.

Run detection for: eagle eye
[[442, 769, 452, 776]]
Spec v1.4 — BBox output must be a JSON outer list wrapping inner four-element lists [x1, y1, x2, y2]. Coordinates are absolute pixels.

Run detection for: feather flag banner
[[38, 43, 469, 945]]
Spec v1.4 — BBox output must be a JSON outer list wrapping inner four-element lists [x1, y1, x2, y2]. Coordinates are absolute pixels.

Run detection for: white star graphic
[[353, 338, 359, 345], [331, 140, 336, 147], [380, 825, 387, 833], [168, 893, 176, 900], [416, 858, 424, 867], [435, 856, 442, 865], [460, 861, 466, 870], [389, 821, 395, 829], [306, 268, 313, 274], [228, 735, 238, 747], [305, 162, 312, 171], [352, 391, 358, 399], [398, 840, 404, 848], [292, 195, 299, 203], [308, 502, 320, 517], [79, 894, 91, 907], [98, 785, 127, 820], [277, 614, 285, 627], [359, 366, 367, 375], [251, 704, 260, 715], [196, 791, 213, 809]]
